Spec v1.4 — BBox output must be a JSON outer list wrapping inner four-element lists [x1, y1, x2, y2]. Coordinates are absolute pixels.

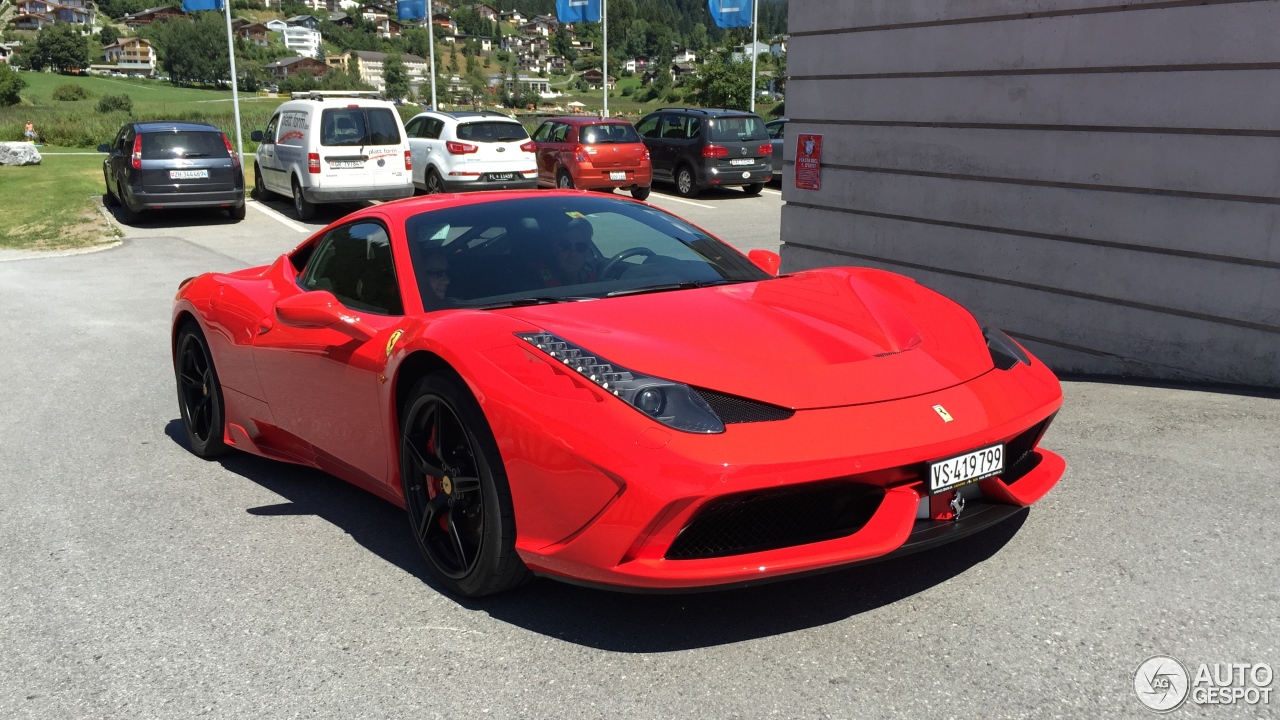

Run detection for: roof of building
[[349, 50, 427, 63]]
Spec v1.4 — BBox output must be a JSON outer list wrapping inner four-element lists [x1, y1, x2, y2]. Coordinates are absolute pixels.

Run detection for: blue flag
[[708, 0, 752, 28], [181, 0, 222, 10], [556, 0, 601, 23], [397, 0, 426, 21]]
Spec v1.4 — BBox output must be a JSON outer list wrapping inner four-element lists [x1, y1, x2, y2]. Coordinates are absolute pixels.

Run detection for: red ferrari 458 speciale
[[172, 190, 1065, 596]]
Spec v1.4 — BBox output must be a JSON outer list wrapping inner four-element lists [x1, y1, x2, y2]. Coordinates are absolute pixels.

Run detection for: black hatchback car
[[634, 108, 773, 198], [99, 122, 245, 222]]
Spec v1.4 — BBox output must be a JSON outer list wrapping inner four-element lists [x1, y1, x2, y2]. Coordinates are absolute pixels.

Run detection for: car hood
[[498, 267, 995, 410]]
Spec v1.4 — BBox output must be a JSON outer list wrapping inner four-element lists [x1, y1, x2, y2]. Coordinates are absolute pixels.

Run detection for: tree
[[30, 23, 90, 73], [99, 26, 119, 47], [383, 52, 409, 100], [551, 23, 576, 62], [156, 13, 230, 85], [0, 63, 26, 107], [448, 44, 459, 74], [693, 53, 753, 110]]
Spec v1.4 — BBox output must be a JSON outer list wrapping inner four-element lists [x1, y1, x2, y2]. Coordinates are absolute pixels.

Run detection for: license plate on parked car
[[610, 171, 627, 180], [169, 169, 208, 179], [928, 444, 1004, 494], [331, 161, 362, 169], [489, 173, 515, 181], [729, 158, 753, 166]]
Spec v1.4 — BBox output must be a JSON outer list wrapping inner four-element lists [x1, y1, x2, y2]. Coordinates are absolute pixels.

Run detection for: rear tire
[[291, 178, 316, 221], [116, 197, 140, 224], [675, 165, 699, 198], [631, 185, 651, 201], [226, 203, 246, 221], [175, 322, 229, 459], [743, 183, 763, 196], [400, 371, 532, 597], [424, 167, 444, 195], [557, 170, 574, 189]]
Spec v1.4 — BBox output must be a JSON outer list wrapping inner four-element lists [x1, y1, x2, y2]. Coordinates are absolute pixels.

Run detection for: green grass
[[0, 153, 118, 250]]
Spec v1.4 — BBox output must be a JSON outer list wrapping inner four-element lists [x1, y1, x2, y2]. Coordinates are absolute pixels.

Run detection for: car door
[[253, 219, 405, 486], [635, 114, 665, 179], [766, 120, 786, 174], [418, 116, 445, 181], [659, 113, 693, 178], [405, 116, 426, 186], [531, 121, 555, 186], [257, 114, 281, 193], [104, 125, 128, 197]]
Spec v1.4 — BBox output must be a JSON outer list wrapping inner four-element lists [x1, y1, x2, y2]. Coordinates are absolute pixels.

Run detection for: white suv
[[405, 110, 538, 193], [251, 91, 414, 220]]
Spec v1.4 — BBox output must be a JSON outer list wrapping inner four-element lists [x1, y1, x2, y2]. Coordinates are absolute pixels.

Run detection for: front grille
[[665, 482, 885, 560], [1001, 413, 1056, 486], [693, 388, 794, 424]]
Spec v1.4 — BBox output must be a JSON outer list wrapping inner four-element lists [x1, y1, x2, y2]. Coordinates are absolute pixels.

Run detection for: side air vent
[[1000, 413, 1056, 486], [693, 388, 795, 424]]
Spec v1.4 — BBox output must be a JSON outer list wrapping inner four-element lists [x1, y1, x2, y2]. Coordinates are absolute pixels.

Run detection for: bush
[[52, 83, 91, 101], [663, 89, 682, 103], [96, 93, 133, 114], [0, 63, 26, 106], [620, 85, 633, 97]]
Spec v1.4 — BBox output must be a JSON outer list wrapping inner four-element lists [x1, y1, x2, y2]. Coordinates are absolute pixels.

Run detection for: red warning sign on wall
[[795, 133, 822, 191]]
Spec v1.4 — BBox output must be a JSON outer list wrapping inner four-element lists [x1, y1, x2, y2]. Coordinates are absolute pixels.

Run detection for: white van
[[251, 91, 414, 220]]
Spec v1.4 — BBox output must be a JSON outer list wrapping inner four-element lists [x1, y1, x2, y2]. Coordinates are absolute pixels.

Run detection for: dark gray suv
[[635, 108, 773, 198], [100, 122, 245, 223]]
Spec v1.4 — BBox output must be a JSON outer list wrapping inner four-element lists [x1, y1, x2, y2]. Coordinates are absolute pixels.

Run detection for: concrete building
[[282, 25, 322, 58], [782, 2, 1280, 388], [337, 50, 429, 95]]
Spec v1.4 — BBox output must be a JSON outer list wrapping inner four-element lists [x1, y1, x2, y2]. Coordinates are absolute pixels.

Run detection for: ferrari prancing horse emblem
[[932, 404, 954, 423], [385, 329, 404, 358]]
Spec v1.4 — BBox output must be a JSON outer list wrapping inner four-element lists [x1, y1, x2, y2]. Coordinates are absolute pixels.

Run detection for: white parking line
[[762, 188, 782, 196], [651, 195, 717, 210], [248, 200, 309, 233]]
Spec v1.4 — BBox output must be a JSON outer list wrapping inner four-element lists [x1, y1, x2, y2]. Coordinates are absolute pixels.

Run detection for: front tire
[[400, 371, 531, 597], [631, 185, 651, 201], [251, 165, 270, 201], [175, 322, 229, 459], [291, 178, 316, 220], [675, 165, 699, 198]]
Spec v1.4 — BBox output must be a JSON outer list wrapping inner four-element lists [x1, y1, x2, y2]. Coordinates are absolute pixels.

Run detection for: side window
[[113, 126, 129, 152], [262, 115, 279, 144], [300, 221, 404, 315], [425, 118, 444, 139], [551, 123, 570, 142], [404, 117, 423, 138], [686, 116, 702, 140], [121, 127, 136, 151], [532, 122, 552, 142], [660, 114, 686, 140], [767, 122, 784, 139], [635, 115, 660, 138]]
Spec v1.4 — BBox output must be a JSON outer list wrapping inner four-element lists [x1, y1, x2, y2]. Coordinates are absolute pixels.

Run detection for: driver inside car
[[533, 218, 600, 288]]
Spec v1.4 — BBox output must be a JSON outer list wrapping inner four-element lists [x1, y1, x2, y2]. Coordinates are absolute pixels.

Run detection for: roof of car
[[541, 116, 633, 125], [415, 110, 520, 122], [133, 121, 221, 133], [652, 108, 764, 118]]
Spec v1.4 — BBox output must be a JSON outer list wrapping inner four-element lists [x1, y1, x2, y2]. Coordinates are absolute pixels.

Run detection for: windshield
[[455, 121, 529, 143], [707, 116, 767, 142], [580, 123, 640, 144], [404, 196, 770, 310], [320, 107, 402, 146], [141, 131, 229, 159]]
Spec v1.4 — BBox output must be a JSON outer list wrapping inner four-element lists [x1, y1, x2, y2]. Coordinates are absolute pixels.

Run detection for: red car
[[172, 191, 1065, 596], [531, 117, 653, 199]]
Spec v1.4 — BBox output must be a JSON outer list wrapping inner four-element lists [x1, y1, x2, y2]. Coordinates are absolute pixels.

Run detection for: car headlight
[[515, 332, 725, 434], [984, 327, 1030, 370]]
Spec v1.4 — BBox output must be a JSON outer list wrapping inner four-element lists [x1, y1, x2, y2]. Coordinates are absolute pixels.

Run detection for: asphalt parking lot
[[1, 188, 1276, 719]]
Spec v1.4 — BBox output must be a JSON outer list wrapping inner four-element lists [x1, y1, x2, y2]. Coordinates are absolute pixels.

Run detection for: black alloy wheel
[[400, 372, 530, 596], [175, 323, 229, 458], [425, 168, 444, 194]]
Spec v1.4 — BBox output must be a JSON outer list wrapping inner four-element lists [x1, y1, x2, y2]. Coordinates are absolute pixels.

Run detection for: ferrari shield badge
[[932, 404, 954, 423], [385, 329, 404, 358]]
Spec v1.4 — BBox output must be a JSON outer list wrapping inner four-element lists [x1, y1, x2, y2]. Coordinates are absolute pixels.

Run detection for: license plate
[[331, 161, 363, 169], [610, 171, 627, 180], [928, 444, 1004, 494], [730, 158, 754, 166], [488, 173, 515, 181], [169, 169, 208, 179]]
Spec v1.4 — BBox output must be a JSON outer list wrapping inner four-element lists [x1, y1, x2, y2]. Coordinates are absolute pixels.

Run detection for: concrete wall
[[780, 0, 1280, 386]]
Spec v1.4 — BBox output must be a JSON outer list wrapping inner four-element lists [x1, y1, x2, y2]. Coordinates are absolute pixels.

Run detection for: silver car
[[766, 118, 788, 175]]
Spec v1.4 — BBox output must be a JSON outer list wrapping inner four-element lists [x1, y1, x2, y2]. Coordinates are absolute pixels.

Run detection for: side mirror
[[97, 144, 110, 153], [748, 249, 781, 277], [250, 130, 264, 142], [275, 291, 375, 342]]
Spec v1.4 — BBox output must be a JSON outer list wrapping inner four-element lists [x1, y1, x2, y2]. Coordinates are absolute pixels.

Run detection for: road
[[0, 187, 1276, 719]]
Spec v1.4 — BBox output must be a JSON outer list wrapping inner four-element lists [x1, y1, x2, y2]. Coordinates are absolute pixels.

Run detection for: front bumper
[[504, 359, 1065, 591], [302, 184, 414, 204]]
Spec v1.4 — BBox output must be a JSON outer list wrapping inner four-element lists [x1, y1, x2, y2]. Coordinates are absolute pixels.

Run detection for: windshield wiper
[[472, 296, 591, 310], [606, 280, 731, 298]]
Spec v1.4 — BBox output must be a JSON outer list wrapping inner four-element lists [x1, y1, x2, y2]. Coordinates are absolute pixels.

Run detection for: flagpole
[[427, 11, 437, 109], [222, 0, 243, 172], [749, 0, 757, 113], [601, 0, 608, 118]]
